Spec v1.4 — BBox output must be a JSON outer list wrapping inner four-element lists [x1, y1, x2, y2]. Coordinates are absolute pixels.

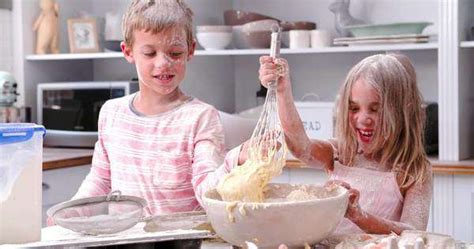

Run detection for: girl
[[258, 53, 432, 235]]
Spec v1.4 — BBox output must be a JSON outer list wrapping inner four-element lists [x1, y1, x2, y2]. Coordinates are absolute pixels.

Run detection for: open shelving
[[25, 43, 438, 61], [460, 40, 474, 48]]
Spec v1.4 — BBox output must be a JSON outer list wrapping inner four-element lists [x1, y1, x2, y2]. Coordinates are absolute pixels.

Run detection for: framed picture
[[67, 18, 100, 53]]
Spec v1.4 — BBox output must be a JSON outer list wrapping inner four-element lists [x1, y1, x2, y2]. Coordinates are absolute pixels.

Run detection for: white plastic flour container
[[0, 123, 45, 244]]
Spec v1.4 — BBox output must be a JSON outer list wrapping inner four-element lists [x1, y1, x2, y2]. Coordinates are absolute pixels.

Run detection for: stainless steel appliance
[[37, 81, 138, 147]]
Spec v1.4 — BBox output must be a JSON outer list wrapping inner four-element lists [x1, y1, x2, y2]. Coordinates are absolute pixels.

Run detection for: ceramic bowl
[[281, 31, 290, 48], [224, 10, 279, 26], [203, 183, 349, 249], [345, 22, 433, 37], [196, 25, 232, 33], [196, 32, 232, 50], [242, 19, 280, 33], [231, 25, 249, 49], [242, 30, 272, 49], [280, 21, 317, 31]]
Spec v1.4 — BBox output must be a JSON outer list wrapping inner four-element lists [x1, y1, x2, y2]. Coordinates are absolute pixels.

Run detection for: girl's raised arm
[[258, 56, 334, 171]]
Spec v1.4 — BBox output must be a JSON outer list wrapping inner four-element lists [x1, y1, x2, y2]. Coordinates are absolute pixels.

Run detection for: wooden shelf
[[26, 52, 124, 61], [25, 43, 438, 61]]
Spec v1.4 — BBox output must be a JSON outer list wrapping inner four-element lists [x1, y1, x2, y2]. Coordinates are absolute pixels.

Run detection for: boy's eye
[[170, 51, 184, 57], [143, 51, 156, 57]]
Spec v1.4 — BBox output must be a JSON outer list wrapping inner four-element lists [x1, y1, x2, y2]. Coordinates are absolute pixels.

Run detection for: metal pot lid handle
[[106, 190, 122, 202]]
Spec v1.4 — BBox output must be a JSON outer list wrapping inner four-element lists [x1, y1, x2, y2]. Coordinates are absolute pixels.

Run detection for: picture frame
[[67, 18, 100, 53]]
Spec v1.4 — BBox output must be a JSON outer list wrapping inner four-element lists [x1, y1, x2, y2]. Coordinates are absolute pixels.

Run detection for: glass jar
[[0, 106, 20, 123]]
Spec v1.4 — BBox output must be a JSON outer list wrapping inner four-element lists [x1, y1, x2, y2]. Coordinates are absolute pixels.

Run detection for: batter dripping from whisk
[[216, 26, 288, 203], [217, 137, 287, 202]]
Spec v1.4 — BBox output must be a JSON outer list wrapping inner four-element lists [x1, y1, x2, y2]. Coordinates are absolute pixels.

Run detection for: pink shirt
[[73, 94, 239, 216]]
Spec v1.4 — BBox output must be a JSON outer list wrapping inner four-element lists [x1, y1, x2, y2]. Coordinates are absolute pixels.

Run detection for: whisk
[[247, 25, 286, 169], [215, 26, 286, 203]]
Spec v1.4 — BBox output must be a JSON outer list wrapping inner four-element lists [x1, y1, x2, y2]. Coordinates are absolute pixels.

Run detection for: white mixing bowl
[[203, 183, 349, 248], [196, 32, 232, 50]]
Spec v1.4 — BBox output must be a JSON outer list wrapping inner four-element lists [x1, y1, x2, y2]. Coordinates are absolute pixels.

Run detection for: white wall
[[234, 50, 438, 113], [0, 9, 13, 73]]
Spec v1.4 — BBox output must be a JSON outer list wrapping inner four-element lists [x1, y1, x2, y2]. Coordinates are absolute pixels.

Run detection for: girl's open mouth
[[358, 129, 373, 143]]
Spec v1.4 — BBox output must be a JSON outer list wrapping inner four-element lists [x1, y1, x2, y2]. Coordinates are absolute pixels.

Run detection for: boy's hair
[[335, 53, 430, 188], [122, 0, 194, 48]]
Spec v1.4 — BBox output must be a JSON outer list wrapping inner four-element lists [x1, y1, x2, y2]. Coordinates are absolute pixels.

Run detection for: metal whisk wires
[[248, 26, 285, 164]]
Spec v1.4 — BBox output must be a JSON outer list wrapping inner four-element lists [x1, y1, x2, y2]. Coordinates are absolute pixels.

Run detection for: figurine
[[328, 0, 365, 37], [33, 0, 59, 54], [105, 11, 123, 41]]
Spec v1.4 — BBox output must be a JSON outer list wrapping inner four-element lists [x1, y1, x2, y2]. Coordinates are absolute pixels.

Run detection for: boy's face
[[121, 27, 195, 96], [348, 79, 381, 155]]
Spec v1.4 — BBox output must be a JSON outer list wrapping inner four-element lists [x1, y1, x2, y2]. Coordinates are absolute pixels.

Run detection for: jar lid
[[0, 123, 45, 144]]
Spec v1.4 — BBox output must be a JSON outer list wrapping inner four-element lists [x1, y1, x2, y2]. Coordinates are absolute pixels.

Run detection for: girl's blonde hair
[[335, 53, 430, 188], [122, 0, 194, 48]]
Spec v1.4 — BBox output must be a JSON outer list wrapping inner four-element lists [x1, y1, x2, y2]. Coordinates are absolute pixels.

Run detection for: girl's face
[[122, 27, 195, 97], [349, 79, 381, 154]]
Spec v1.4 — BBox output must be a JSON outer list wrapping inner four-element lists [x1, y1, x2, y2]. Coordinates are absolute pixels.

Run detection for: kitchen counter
[[286, 158, 474, 175], [3, 227, 470, 249], [42, 147, 474, 175], [0, 224, 212, 248], [43, 147, 93, 170]]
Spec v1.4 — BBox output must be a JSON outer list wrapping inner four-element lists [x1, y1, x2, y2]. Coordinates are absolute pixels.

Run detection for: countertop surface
[[43, 147, 93, 170], [2, 225, 471, 249], [0, 224, 213, 248], [43, 147, 474, 174]]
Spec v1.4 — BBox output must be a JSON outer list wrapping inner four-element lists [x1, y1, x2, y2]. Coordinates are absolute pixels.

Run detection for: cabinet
[[42, 164, 91, 227], [11, 0, 474, 239]]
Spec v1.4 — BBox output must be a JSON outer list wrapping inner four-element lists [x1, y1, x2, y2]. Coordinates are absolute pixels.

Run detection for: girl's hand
[[325, 180, 365, 222], [258, 56, 290, 93]]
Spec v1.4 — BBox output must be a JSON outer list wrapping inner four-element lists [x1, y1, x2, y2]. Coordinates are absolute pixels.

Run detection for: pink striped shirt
[[73, 94, 239, 216]]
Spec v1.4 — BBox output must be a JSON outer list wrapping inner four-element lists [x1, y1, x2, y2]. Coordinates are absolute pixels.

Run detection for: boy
[[72, 0, 242, 215]]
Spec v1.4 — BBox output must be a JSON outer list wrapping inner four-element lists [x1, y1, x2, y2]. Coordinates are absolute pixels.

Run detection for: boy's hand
[[237, 137, 283, 166], [258, 56, 290, 93], [237, 140, 251, 165]]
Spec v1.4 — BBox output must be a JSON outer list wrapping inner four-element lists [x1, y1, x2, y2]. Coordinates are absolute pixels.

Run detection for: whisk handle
[[269, 25, 281, 89], [270, 25, 281, 59]]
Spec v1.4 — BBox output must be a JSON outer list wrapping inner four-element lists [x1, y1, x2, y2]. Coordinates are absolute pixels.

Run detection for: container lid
[[0, 123, 46, 145]]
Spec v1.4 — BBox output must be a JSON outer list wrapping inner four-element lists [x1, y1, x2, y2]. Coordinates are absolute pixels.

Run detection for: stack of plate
[[334, 22, 432, 46], [334, 34, 429, 46]]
